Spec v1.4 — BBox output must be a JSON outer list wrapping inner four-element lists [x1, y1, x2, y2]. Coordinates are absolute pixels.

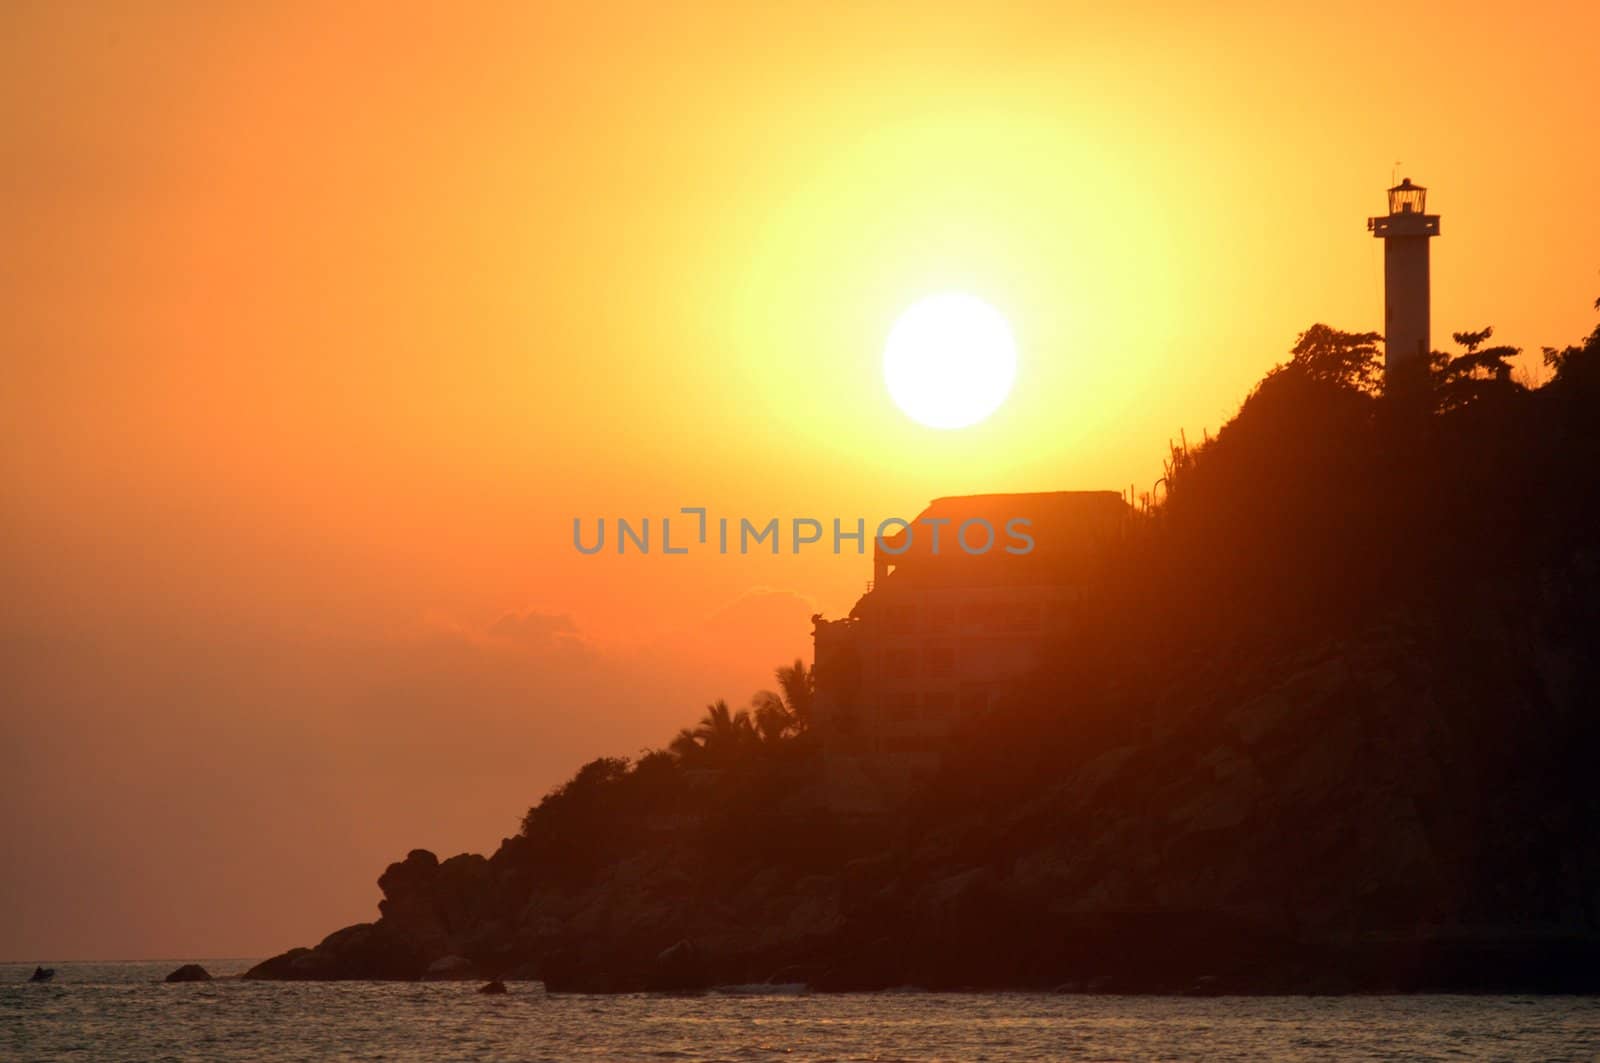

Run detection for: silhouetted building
[[811, 490, 1126, 812], [1368, 177, 1440, 391]]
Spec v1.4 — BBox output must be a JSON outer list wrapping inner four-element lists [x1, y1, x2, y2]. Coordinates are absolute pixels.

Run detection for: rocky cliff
[[247, 325, 1600, 992], [245, 556, 1600, 992]]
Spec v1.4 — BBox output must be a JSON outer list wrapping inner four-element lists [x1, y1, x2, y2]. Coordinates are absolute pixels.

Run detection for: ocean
[[5, 961, 1599, 1061]]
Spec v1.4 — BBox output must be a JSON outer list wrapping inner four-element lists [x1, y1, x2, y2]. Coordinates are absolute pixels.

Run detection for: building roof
[[870, 490, 1126, 591]]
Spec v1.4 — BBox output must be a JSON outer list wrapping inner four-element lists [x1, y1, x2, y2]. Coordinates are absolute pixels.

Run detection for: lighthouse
[[1367, 177, 1440, 393]]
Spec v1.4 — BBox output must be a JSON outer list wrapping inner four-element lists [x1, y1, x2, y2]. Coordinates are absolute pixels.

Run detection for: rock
[[1280, 656, 1351, 712], [477, 979, 508, 994], [503, 958, 541, 981], [164, 964, 212, 983], [384, 848, 440, 878], [923, 867, 1001, 921], [245, 946, 332, 980], [376, 850, 451, 958], [1070, 745, 1139, 797], [647, 938, 709, 992], [812, 935, 902, 992], [1226, 691, 1292, 745], [244, 920, 429, 981], [537, 947, 619, 994], [424, 955, 476, 980]]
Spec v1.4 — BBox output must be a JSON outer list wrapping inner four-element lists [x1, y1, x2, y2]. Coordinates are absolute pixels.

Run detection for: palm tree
[[749, 658, 815, 743], [750, 691, 792, 744], [672, 699, 756, 761], [668, 727, 702, 760], [775, 659, 814, 730]]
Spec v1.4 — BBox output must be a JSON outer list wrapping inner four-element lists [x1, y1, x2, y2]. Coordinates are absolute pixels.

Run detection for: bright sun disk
[[883, 292, 1017, 429]]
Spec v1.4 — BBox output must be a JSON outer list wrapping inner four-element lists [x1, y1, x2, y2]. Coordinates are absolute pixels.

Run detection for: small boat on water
[[29, 966, 55, 983]]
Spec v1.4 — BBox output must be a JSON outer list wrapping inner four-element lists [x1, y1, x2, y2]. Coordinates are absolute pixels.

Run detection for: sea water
[[5, 961, 1599, 1061]]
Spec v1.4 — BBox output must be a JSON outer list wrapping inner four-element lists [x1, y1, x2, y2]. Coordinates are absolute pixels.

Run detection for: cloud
[[485, 609, 586, 653], [701, 587, 818, 634]]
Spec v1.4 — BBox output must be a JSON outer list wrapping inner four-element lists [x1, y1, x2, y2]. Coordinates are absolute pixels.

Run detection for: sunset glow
[[4, 0, 1600, 980]]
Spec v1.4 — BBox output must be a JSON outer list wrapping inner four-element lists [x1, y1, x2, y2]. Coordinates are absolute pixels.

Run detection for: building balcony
[[1368, 213, 1440, 238]]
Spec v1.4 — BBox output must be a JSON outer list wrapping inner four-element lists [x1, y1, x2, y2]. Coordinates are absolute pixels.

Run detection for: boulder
[[923, 867, 1002, 921], [244, 920, 429, 980], [538, 949, 611, 994], [164, 964, 212, 983], [264, 945, 346, 980], [424, 955, 476, 980], [376, 850, 451, 956], [646, 938, 709, 992]]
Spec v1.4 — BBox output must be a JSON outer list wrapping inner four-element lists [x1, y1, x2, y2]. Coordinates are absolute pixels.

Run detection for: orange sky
[[4, 2, 1598, 959]]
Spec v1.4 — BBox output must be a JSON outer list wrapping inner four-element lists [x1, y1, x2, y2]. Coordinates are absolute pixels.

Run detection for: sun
[[883, 292, 1017, 429]]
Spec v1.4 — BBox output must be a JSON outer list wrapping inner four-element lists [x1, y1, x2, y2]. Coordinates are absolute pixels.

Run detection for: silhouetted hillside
[[248, 306, 1600, 992]]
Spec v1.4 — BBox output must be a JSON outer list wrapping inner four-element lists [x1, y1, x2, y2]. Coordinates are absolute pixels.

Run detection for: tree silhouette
[[751, 694, 791, 744], [518, 755, 630, 853], [668, 727, 702, 760], [670, 698, 756, 761], [1288, 324, 1384, 394], [750, 658, 815, 742], [1542, 294, 1600, 381], [1434, 325, 1522, 411]]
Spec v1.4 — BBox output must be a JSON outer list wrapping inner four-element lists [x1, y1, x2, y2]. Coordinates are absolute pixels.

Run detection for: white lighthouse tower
[[1367, 177, 1440, 393]]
